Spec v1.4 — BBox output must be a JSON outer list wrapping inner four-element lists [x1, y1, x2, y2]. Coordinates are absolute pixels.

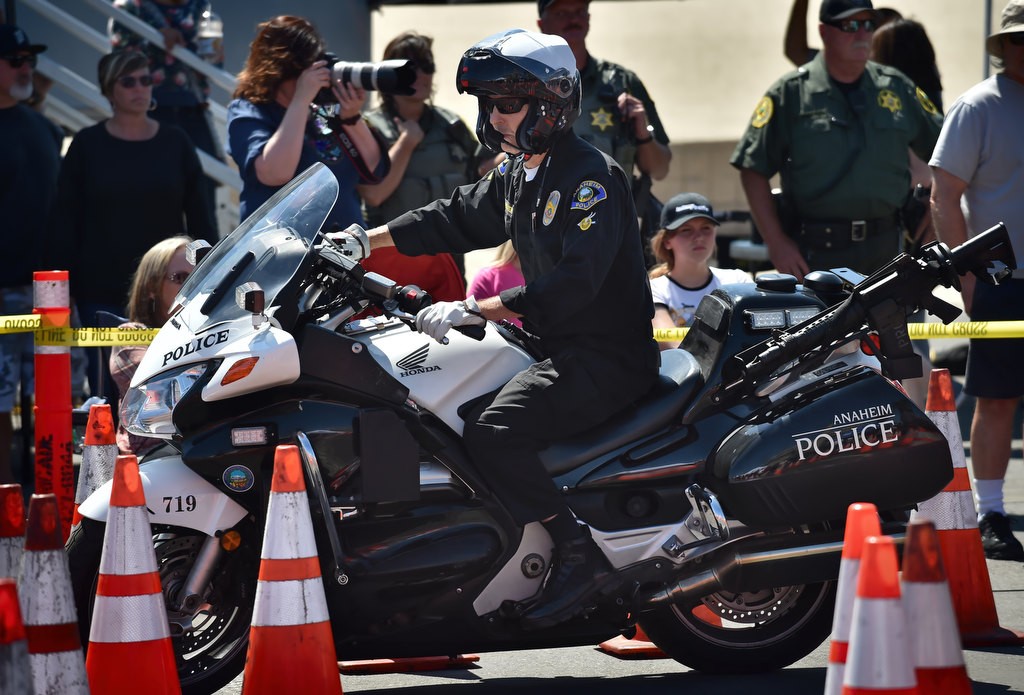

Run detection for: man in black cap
[[731, 0, 943, 281], [0, 24, 62, 483], [536, 0, 671, 200]]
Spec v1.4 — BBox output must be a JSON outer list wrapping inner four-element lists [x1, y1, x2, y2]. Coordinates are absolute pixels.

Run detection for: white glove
[[327, 223, 370, 260], [414, 297, 485, 343]]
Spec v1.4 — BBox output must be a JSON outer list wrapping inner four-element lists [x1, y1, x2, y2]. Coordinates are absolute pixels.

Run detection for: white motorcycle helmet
[[456, 28, 581, 155]]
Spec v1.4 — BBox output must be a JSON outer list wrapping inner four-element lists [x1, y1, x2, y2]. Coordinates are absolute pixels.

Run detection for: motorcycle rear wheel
[[639, 580, 836, 674], [67, 517, 256, 695]]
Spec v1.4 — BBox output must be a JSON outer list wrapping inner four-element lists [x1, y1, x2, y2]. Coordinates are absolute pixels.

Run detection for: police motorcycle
[[67, 163, 1015, 694]]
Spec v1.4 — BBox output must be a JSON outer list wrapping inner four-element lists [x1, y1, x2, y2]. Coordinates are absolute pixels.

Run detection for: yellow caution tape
[[33, 326, 159, 347], [5, 314, 1024, 346], [0, 314, 41, 334], [655, 321, 1024, 343]]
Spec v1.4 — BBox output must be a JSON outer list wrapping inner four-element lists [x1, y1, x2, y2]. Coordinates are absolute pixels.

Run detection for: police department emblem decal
[[543, 190, 560, 226], [570, 181, 607, 211], [877, 89, 902, 113], [223, 465, 255, 493]]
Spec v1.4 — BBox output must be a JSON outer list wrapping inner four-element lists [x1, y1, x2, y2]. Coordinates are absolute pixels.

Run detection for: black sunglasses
[[2, 54, 37, 69], [118, 74, 154, 89], [484, 97, 529, 115], [825, 18, 878, 33]]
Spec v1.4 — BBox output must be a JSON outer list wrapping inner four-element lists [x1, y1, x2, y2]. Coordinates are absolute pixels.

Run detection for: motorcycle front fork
[[166, 534, 223, 637]]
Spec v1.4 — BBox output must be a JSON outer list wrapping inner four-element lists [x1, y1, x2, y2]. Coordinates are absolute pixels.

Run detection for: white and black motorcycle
[[67, 163, 1015, 694]]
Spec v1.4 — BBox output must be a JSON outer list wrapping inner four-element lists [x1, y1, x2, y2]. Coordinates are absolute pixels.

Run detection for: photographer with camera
[[226, 15, 390, 229]]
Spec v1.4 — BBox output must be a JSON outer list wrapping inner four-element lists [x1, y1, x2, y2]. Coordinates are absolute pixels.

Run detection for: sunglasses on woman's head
[[483, 97, 529, 115], [118, 74, 153, 88]]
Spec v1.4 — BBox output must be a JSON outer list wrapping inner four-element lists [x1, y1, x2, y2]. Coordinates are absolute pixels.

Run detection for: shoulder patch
[[877, 89, 902, 114], [915, 86, 939, 116], [751, 96, 773, 129], [570, 180, 607, 211], [542, 190, 560, 226]]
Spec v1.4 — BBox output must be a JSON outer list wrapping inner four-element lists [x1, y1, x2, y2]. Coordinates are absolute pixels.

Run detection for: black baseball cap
[[660, 193, 719, 231], [0, 25, 47, 56], [538, 0, 589, 16], [819, 0, 877, 22]]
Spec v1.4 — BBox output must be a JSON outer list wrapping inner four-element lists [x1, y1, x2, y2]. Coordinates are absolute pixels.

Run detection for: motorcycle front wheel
[[67, 517, 257, 695], [639, 580, 836, 674]]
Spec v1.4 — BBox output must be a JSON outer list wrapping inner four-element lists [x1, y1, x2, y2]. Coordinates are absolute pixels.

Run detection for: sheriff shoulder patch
[[570, 180, 607, 211], [751, 96, 773, 128], [915, 86, 939, 116]]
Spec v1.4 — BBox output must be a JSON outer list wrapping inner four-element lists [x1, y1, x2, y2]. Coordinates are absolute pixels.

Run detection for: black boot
[[520, 529, 615, 630]]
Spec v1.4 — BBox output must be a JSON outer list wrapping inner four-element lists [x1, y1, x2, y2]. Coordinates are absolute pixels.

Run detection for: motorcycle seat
[[539, 349, 703, 475]]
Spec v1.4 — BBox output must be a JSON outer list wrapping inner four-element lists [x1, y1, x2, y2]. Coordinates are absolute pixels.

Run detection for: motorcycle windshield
[[173, 164, 338, 332]]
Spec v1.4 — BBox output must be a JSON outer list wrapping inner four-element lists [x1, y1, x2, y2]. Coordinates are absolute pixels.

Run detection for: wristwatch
[[635, 123, 655, 145]]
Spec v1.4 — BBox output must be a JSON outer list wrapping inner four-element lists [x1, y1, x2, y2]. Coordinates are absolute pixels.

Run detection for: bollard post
[[32, 270, 74, 541]]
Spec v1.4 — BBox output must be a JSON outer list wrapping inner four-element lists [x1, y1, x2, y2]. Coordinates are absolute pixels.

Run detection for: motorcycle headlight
[[120, 363, 209, 438]]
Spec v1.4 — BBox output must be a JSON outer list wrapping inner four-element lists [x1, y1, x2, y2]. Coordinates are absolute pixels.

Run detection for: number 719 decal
[[163, 495, 198, 513]]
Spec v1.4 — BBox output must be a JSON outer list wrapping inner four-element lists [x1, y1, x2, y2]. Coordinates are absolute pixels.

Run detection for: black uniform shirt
[[388, 131, 655, 356]]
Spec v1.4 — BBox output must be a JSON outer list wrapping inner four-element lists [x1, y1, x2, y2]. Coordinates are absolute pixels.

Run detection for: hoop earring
[[149, 97, 157, 112]]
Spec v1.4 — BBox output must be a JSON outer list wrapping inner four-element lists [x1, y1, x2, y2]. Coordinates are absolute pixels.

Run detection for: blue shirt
[[227, 98, 378, 228]]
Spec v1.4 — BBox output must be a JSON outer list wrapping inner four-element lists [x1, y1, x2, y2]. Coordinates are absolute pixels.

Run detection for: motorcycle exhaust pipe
[[640, 532, 905, 607]]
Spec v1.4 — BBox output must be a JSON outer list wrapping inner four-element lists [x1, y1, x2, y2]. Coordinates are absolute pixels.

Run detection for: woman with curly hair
[[226, 15, 388, 228]]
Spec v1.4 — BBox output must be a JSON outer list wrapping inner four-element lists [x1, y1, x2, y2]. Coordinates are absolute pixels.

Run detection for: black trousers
[[462, 343, 658, 525]]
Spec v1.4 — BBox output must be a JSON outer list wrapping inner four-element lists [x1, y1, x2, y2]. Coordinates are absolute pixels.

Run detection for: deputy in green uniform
[[731, 0, 942, 280], [537, 0, 671, 191]]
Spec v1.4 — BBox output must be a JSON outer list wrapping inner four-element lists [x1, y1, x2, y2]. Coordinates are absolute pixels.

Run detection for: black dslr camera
[[313, 52, 417, 104]]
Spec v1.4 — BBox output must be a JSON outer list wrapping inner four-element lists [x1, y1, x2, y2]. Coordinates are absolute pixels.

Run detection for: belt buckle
[[851, 220, 867, 242]]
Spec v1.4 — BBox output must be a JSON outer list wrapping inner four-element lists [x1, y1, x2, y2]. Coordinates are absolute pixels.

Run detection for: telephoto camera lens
[[314, 53, 416, 104]]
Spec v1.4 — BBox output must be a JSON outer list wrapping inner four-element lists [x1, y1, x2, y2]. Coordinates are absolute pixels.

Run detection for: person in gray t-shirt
[[929, 0, 1024, 561]]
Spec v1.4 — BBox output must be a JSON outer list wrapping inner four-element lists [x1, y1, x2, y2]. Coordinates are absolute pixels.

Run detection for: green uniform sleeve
[[729, 80, 788, 178]]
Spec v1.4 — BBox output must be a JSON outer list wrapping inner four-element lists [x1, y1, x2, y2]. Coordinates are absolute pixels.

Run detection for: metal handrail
[[79, 0, 237, 94]]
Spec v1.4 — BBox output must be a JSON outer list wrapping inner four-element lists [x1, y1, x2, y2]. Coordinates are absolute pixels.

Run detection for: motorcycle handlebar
[[724, 223, 1015, 388]]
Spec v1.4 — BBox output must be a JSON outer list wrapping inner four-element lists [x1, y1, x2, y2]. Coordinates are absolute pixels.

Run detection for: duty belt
[[797, 217, 899, 252]]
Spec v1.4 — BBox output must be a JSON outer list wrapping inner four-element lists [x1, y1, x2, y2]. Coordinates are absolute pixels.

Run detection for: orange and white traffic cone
[[19, 493, 88, 694], [841, 535, 917, 695], [918, 368, 1024, 647], [902, 515, 972, 695], [1, 577, 34, 695], [241, 444, 342, 695], [71, 403, 117, 530], [598, 605, 723, 660], [1, 484, 25, 580], [597, 624, 666, 659], [824, 502, 881, 695], [86, 454, 181, 695]]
